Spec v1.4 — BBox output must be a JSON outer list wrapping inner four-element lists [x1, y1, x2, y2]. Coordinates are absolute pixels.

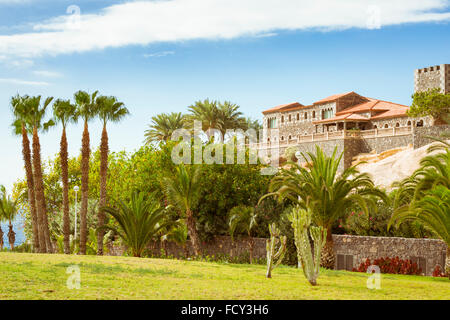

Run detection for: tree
[[218, 101, 246, 137], [144, 112, 186, 144], [0, 185, 19, 250], [390, 142, 450, 276], [26, 95, 55, 253], [11, 94, 40, 252], [228, 205, 258, 263], [101, 192, 169, 257], [96, 95, 129, 255], [408, 88, 450, 124], [161, 164, 202, 256], [53, 99, 78, 254], [0, 185, 6, 250], [74, 90, 99, 255], [261, 146, 386, 269]]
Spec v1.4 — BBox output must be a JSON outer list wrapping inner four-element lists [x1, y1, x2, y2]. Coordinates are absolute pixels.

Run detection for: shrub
[[432, 265, 447, 278], [353, 257, 422, 275]]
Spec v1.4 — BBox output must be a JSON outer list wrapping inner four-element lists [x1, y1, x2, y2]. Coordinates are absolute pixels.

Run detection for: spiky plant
[[288, 206, 327, 286], [144, 112, 186, 144], [161, 164, 202, 256], [265, 223, 287, 278], [101, 192, 170, 257]]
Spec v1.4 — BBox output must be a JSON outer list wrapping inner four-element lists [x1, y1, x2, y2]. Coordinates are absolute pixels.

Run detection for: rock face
[[356, 140, 448, 190]]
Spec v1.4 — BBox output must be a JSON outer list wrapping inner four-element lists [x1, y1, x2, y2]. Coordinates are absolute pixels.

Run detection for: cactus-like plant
[[265, 223, 287, 278], [289, 206, 327, 286]]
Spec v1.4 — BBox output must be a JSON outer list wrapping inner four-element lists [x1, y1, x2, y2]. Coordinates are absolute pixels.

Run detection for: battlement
[[414, 64, 450, 94]]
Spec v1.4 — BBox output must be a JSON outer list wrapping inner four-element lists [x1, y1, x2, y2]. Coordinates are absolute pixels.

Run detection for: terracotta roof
[[334, 98, 409, 120], [313, 91, 355, 105], [262, 102, 304, 114], [313, 113, 370, 124], [371, 108, 409, 119], [335, 98, 379, 115]]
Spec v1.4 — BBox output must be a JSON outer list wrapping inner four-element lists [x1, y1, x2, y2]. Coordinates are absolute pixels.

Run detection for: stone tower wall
[[414, 64, 450, 94]]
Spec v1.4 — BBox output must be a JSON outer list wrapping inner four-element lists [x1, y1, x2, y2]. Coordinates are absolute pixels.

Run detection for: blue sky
[[0, 0, 449, 189]]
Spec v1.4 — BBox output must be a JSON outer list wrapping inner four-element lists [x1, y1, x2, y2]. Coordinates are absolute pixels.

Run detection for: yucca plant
[[101, 192, 169, 257]]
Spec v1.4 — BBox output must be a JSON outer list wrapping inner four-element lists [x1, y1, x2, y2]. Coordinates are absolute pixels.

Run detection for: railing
[[257, 127, 412, 149]]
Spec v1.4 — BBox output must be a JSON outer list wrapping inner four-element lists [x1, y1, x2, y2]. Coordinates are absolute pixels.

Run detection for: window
[[417, 120, 424, 127], [322, 109, 333, 120], [384, 124, 388, 128], [296, 113, 299, 120], [281, 116, 284, 123], [289, 114, 291, 122], [374, 125, 377, 129], [312, 111, 316, 118], [407, 121, 411, 126], [288, 135, 292, 140], [396, 123, 400, 127], [281, 136, 284, 141], [304, 112, 308, 120], [269, 118, 277, 129]]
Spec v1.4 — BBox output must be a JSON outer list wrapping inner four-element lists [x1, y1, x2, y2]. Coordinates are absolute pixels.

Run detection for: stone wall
[[333, 235, 447, 276], [413, 125, 450, 149], [108, 234, 447, 276], [414, 64, 450, 94]]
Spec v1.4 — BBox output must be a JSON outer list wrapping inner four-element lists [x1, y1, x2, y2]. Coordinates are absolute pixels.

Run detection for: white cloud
[[143, 51, 175, 58], [32, 70, 63, 77], [0, 0, 449, 58], [0, 78, 50, 86]]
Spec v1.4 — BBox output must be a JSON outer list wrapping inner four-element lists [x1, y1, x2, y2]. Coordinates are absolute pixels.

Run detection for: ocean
[[1, 215, 26, 249]]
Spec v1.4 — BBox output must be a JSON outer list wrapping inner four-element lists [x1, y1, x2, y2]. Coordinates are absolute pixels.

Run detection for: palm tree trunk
[[0, 226, 4, 250], [60, 128, 70, 254], [320, 228, 335, 269], [97, 124, 108, 255], [186, 209, 200, 256], [79, 121, 90, 255], [8, 223, 15, 251], [32, 127, 51, 253], [21, 125, 40, 252]]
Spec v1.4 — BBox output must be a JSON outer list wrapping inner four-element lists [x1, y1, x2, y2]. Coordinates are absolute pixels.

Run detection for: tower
[[414, 64, 450, 94]]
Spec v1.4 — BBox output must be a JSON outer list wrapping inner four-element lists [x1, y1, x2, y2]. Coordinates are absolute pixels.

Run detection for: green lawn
[[0, 252, 448, 300]]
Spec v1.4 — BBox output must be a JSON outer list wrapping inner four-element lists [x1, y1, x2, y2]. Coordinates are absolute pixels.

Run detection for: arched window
[[296, 113, 299, 120], [417, 120, 424, 127], [395, 123, 400, 127], [384, 124, 388, 128], [312, 111, 316, 118], [281, 136, 284, 141], [288, 114, 292, 122], [407, 120, 411, 126], [288, 135, 292, 140], [267, 138, 270, 142], [373, 125, 377, 129], [304, 112, 308, 120], [281, 116, 284, 123]]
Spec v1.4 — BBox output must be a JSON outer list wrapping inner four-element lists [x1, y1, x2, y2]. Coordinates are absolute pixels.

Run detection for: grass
[[0, 252, 448, 300]]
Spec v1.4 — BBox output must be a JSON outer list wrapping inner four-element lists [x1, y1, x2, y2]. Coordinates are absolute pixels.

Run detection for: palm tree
[[161, 164, 202, 256], [218, 101, 246, 137], [53, 99, 78, 254], [0, 185, 6, 250], [0, 185, 19, 250], [166, 221, 189, 257], [144, 112, 186, 144], [228, 205, 258, 264], [261, 146, 386, 269], [96, 95, 129, 255], [188, 99, 220, 135], [26, 95, 55, 253], [74, 90, 99, 255], [390, 185, 449, 277], [11, 95, 40, 252], [101, 192, 170, 257]]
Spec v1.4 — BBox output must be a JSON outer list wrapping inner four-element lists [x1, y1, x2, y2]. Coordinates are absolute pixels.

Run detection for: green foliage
[[288, 206, 326, 286], [96, 95, 129, 126], [101, 192, 170, 257], [408, 88, 450, 120], [265, 223, 287, 278], [52, 99, 78, 128], [228, 206, 258, 239], [144, 112, 187, 144]]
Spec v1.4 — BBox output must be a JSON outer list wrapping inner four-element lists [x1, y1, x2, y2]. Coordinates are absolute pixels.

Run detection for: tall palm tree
[[101, 192, 170, 257], [144, 112, 186, 144], [228, 205, 258, 264], [53, 99, 78, 254], [218, 101, 246, 137], [0, 186, 19, 250], [11, 95, 40, 252], [74, 90, 99, 255], [96, 95, 129, 255], [161, 164, 202, 256], [26, 95, 55, 253], [261, 146, 385, 269], [188, 99, 221, 135]]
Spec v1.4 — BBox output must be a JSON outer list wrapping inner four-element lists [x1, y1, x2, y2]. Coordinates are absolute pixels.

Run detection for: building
[[260, 64, 448, 170]]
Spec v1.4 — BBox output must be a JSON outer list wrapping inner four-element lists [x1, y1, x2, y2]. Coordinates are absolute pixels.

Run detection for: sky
[[0, 0, 449, 190]]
